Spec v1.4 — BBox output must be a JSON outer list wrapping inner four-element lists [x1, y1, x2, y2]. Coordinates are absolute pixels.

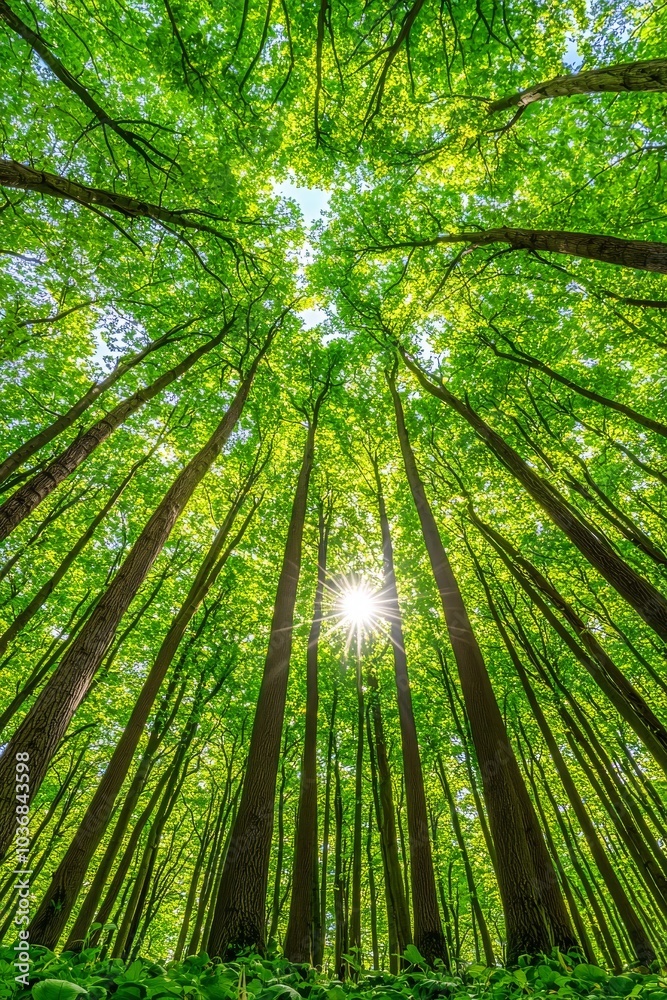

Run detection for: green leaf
[[32, 981, 89, 1000]]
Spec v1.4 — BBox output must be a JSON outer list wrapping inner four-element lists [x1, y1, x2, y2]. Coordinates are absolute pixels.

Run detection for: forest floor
[[2, 947, 667, 1000]]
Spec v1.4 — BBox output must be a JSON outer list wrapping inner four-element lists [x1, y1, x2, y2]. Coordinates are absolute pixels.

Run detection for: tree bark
[[387, 370, 576, 962], [0, 160, 240, 239], [0, 324, 231, 541], [348, 656, 364, 967], [316, 687, 338, 969], [284, 505, 329, 963], [367, 673, 412, 969], [371, 454, 448, 967], [381, 228, 667, 274], [488, 58, 667, 113], [208, 377, 330, 958], [399, 349, 667, 642], [484, 581, 656, 966], [0, 341, 268, 859]]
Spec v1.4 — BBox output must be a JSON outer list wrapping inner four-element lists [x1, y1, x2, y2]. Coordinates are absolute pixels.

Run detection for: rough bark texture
[[372, 455, 449, 967], [489, 58, 667, 113], [207, 384, 329, 958], [382, 228, 667, 274], [0, 346, 266, 859], [0, 159, 234, 238], [284, 508, 329, 963], [388, 370, 577, 961], [0, 326, 230, 541], [400, 350, 667, 642]]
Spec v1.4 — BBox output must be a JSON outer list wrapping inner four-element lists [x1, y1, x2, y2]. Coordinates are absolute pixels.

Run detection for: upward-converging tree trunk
[[284, 504, 330, 964], [29, 468, 261, 950], [387, 369, 577, 962], [0, 338, 271, 859], [207, 375, 332, 958], [0, 323, 232, 541], [0, 321, 191, 486], [370, 454, 449, 967], [399, 349, 667, 643], [488, 58, 667, 114], [367, 672, 412, 971]]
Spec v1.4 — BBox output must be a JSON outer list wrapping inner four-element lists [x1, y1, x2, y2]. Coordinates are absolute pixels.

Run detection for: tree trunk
[[208, 378, 330, 958], [473, 511, 667, 775], [488, 58, 667, 113], [0, 160, 239, 238], [485, 582, 656, 965], [0, 324, 232, 541], [0, 322, 188, 486], [284, 504, 329, 963], [30, 486, 257, 950], [0, 457, 143, 656], [348, 656, 365, 967], [387, 227, 667, 273], [0, 342, 268, 859], [316, 687, 338, 969], [387, 370, 576, 962], [435, 755, 495, 966], [371, 454, 448, 967], [399, 350, 667, 642], [367, 673, 412, 968]]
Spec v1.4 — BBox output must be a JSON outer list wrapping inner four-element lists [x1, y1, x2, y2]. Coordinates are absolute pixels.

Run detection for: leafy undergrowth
[[1, 947, 666, 1000]]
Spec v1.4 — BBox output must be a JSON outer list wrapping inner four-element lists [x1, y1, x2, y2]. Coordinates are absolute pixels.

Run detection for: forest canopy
[[1, 0, 667, 985]]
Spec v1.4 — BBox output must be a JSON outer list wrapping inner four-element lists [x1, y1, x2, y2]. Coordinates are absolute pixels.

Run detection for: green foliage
[[2, 951, 667, 1000]]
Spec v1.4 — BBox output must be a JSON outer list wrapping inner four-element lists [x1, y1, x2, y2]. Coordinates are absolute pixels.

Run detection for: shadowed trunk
[[399, 350, 667, 643], [0, 341, 269, 859], [208, 376, 331, 958], [371, 453, 448, 967], [387, 370, 577, 962], [284, 504, 329, 963]]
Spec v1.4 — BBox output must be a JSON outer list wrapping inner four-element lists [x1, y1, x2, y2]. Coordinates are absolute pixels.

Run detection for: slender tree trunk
[[284, 505, 329, 962], [269, 744, 290, 943], [473, 512, 667, 775], [0, 325, 232, 541], [208, 378, 330, 958], [387, 370, 576, 961], [348, 656, 365, 967], [0, 322, 189, 485], [485, 582, 656, 965], [489, 58, 667, 113], [316, 687, 338, 969], [31, 493, 255, 950], [367, 803, 380, 969], [0, 457, 144, 656], [435, 755, 495, 966], [0, 342, 268, 859], [482, 332, 667, 439], [371, 455, 448, 966], [333, 750, 347, 979], [399, 351, 667, 642], [367, 673, 412, 967]]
